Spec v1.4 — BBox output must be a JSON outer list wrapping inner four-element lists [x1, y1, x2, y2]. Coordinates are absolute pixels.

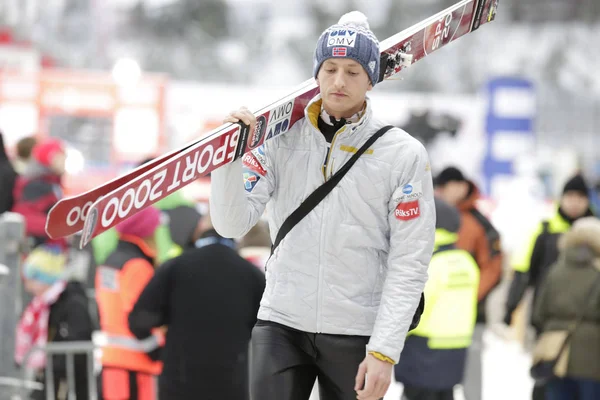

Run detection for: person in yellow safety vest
[[504, 174, 596, 331], [395, 197, 479, 400]]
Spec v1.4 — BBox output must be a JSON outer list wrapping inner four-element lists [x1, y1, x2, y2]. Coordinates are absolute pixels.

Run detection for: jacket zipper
[[317, 126, 345, 332], [323, 127, 345, 180]]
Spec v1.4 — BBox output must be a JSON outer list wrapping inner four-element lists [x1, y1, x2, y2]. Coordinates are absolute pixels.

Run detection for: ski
[[43, 0, 499, 247]]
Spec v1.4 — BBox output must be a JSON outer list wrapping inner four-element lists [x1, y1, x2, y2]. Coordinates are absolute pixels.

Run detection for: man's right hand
[[224, 106, 257, 134]]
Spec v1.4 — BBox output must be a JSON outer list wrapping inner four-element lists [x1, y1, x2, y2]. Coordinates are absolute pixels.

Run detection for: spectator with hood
[[15, 244, 94, 400], [95, 206, 164, 400], [532, 216, 600, 400], [433, 166, 503, 400], [0, 131, 17, 214], [12, 137, 66, 248]]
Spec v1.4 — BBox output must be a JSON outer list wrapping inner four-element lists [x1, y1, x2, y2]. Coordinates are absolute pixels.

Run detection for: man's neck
[[322, 101, 366, 121]]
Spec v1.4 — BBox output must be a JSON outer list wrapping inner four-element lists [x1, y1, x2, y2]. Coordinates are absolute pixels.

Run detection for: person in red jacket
[[95, 206, 164, 400], [12, 138, 67, 249]]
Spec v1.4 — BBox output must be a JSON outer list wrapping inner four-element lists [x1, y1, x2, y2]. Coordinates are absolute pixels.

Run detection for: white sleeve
[[366, 139, 435, 363], [209, 144, 275, 238]]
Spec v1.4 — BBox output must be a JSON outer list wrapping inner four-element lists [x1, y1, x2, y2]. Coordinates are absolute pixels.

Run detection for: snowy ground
[[308, 329, 535, 400]]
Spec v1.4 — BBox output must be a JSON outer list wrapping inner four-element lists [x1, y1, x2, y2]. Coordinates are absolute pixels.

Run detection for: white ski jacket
[[210, 95, 435, 362]]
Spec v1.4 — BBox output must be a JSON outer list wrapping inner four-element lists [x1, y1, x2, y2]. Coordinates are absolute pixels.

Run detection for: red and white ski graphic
[[44, 0, 499, 247]]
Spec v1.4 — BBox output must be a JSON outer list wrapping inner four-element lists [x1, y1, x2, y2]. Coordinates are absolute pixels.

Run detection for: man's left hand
[[354, 353, 393, 400]]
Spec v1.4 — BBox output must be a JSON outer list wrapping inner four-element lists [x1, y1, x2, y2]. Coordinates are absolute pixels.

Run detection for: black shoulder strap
[[271, 125, 394, 254]]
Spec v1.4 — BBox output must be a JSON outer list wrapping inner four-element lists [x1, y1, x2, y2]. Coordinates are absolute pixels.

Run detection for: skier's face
[[316, 59, 372, 119]]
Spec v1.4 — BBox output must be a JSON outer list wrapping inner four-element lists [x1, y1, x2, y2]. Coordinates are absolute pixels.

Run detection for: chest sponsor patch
[[242, 152, 267, 176], [392, 180, 423, 203], [395, 200, 420, 221], [243, 171, 261, 193]]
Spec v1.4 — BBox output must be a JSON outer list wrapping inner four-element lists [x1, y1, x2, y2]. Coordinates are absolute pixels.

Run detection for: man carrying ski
[[217, 11, 437, 400]]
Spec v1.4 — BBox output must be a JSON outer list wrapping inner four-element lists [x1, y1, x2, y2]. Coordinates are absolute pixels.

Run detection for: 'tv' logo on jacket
[[395, 200, 420, 221]]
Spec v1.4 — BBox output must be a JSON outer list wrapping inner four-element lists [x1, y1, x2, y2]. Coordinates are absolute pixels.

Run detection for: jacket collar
[[305, 94, 373, 137]]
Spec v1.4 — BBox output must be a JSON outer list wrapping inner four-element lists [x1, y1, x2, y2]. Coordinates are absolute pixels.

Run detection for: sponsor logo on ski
[[269, 101, 293, 124], [243, 171, 260, 192], [266, 118, 290, 140], [425, 12, 453, 54], [248, 115, 267, 149], [392, 180, 423, 203], [327, 29, 356, 47], [99, 132, 238, 229], [265, 101, 293, 140], [395, 200, 420, 221], [332, 47, 347, 57]]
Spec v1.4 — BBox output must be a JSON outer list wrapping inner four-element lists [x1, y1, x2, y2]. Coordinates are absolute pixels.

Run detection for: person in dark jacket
[[15, 245, 94, 400], [0, 131, 18, 214], [12, 137, 67, 249], [532, 216, 600, 400], [129, 213, 266, 400]]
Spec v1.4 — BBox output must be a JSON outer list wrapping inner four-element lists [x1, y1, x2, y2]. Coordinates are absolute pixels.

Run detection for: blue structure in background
[[482, 77, 536, 197]]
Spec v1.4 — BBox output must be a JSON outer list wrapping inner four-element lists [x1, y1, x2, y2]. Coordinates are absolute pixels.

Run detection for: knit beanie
[[115, 206, 162, 239], [313, 11, 380, 86], [562, 174, 589, 198], [23, 245, 67, 286], [32, 138, 65, 167], [433, 166, 466, 187]]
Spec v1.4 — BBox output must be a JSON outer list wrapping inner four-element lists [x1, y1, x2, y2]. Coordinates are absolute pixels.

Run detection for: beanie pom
[[338, 11, 370, 29]]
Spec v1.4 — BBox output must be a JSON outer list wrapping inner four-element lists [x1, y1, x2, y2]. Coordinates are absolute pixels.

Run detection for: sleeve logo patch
[[242, 152, 267, 176], [243, 171, 261, 192], [392, 180, 423, 203], [395, 200, 420, 221]]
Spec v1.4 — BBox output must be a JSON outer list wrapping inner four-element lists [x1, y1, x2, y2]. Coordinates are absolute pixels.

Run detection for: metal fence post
[[0, 212, 26, 398]]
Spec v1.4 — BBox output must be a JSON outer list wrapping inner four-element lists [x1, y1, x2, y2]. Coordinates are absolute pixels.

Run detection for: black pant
[[402, 385, 454, 400], [532, 383, 546, 400], [250, 320, 373, 400]]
